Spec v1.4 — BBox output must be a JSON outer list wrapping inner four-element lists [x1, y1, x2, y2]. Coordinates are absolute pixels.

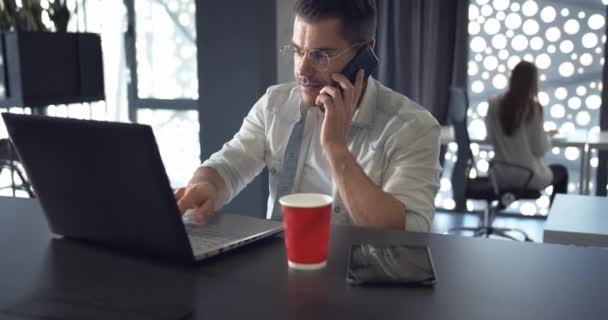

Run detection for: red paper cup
[[279, 193, 333, 270]]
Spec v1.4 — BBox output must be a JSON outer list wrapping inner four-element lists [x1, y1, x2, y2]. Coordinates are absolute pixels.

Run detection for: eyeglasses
[[280, 42, 364, 71]]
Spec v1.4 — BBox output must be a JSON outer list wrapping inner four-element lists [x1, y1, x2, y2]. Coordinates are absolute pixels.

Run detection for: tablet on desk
[[346, 244, 437, 286]]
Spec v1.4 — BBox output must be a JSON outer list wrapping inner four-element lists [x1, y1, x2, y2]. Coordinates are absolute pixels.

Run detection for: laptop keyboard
[[184, 224, 240, 254]]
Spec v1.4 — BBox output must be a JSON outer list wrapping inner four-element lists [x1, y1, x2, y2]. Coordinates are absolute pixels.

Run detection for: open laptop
[[2, 113, 283, 263]]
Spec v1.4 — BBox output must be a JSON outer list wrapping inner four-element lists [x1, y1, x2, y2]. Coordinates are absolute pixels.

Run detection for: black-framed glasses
[[280, 42, 364, 71]]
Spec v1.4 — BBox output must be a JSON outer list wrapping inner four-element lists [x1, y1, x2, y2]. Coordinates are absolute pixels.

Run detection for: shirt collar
[[293, 77, 377, 126], [351, 76, 377, 128]]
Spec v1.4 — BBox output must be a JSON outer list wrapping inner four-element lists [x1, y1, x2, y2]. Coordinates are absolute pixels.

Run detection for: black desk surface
[[1, 196, 607, 320]]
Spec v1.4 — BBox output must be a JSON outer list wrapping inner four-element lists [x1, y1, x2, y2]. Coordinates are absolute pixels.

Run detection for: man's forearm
[[188, 166, 230, 209], [327, 147, 405, 229]]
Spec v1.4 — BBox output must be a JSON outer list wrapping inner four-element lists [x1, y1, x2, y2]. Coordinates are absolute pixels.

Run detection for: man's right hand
[[174, 182, 219, 223]]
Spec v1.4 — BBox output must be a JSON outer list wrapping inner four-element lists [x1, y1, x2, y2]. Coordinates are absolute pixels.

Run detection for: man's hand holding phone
[[316, 69, 365, 157], [315, 45, 379, 158]]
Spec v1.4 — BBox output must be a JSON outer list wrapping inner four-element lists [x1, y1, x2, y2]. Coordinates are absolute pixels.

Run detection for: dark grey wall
[[196, 0, 277, 217], [276, 0, 296, 83]]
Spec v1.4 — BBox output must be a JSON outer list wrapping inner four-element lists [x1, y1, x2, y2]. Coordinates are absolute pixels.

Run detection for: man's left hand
[[315, 69, 365, 158]]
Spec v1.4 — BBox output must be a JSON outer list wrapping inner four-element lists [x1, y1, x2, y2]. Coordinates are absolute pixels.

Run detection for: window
[[125, 0, 200, 188]]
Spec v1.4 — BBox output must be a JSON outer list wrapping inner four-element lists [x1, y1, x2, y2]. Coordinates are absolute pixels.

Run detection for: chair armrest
[[488, 159, 535, 193]]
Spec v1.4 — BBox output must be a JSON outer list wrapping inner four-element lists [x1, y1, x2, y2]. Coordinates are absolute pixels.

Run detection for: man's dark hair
[[295, 0, 377, 44]]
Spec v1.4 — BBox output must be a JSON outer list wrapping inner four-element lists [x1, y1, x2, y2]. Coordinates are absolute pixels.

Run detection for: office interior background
[[0, 0, 607, 218]]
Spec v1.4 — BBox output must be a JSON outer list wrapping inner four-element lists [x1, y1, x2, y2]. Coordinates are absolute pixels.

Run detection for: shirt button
[[288, 152, 296, 159], [334, 206, 341, 213], [270, 168, 277, 174]]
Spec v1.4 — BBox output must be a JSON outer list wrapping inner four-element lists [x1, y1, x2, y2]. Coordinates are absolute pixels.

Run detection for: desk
[[441, 127, 608, 194], [557, 130, 608, 194], [544, 194, 608, 248], [1, 196, 607, 319]]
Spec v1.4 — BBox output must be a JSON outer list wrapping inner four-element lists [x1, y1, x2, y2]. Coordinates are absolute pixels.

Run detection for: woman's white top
[[485, 95, 553, 190]]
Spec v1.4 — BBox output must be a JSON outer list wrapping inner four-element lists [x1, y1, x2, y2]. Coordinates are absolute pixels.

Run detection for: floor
[[431, 210, 547, 243]]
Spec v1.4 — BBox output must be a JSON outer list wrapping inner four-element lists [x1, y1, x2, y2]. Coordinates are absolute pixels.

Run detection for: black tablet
[[346, 244, 437, 286]]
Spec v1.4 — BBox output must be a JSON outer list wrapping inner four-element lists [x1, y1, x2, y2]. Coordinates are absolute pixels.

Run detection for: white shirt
[[202, 78, 441, 232], [297, 107, 333, 197]]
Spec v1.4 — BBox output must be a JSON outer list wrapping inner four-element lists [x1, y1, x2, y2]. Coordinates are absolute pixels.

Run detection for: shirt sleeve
[[201, 94, 268, 205], [382, 121, 441, 233]]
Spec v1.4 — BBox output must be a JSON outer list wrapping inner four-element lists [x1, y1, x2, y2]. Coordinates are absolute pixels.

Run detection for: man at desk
[[175, 0, 441, 232]]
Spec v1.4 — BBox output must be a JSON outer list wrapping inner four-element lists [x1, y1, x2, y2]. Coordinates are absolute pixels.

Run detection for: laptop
[[2, 113, 283, 262]]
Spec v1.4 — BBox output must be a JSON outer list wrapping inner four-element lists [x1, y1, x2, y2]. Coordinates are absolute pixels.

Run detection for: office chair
[[447, 87, 538, 241], [0, 138, 35, 197]]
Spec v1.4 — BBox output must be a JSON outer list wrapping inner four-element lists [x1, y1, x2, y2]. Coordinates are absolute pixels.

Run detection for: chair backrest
[[448, 86, 473, 211], [448, 87, 472, 160]]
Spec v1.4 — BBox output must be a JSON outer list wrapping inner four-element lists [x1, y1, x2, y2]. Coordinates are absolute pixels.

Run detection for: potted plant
[[47, 0, 70, 32], [0, 0, 104, 108], [0, 0, 49, 32]]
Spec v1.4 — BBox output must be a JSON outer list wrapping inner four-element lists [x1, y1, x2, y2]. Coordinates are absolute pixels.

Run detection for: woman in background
[[485, 61, 568, 205]]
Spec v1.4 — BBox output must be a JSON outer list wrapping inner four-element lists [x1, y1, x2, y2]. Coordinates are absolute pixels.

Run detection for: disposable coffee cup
[[279, 193, 333, 270]]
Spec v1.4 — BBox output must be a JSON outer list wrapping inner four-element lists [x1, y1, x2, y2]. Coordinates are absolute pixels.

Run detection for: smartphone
[[336, 46, 379, 87], [346, 244, 437, 286]]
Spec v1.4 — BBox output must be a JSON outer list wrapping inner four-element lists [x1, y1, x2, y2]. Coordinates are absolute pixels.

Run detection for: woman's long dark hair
[[499, 61, 541, 136]]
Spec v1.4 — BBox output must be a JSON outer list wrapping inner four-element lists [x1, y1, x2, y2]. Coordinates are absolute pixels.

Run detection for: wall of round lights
[[437, 0, 607, 215]]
